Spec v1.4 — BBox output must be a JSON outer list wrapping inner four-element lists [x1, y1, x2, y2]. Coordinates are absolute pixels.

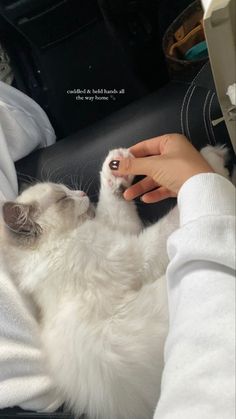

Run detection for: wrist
[[176, 164, 214, 193]]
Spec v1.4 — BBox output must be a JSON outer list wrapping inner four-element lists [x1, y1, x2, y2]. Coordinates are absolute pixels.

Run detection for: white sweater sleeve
[[154, 173, 235, 419]]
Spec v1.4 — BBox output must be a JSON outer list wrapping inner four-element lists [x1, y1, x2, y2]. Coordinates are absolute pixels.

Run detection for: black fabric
[[15, 61, 233, 224], [98, 0, 168, 90], [0, 1, 147, 139], [0, 406, 73, 418]]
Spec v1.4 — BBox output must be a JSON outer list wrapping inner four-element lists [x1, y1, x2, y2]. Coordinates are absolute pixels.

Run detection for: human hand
[[109, 134, 214, 203]]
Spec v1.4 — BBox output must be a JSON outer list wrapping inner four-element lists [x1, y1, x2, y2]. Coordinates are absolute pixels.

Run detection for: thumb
[[109, 155, 156, 177]]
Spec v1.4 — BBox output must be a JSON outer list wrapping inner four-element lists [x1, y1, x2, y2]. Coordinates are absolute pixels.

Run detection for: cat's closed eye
[[56, 193, 68, 203]]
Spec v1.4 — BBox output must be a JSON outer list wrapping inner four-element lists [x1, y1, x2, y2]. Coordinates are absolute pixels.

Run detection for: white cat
[[0, 145, 229, 419]]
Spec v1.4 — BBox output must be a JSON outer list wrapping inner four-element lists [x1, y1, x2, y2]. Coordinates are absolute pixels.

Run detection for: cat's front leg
[[96, 148, 143, 234]]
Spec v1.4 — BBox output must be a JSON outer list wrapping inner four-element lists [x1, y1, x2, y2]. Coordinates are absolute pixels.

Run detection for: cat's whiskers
[[42, 161, 66, 184], [17, 171, 42, 185], [40, 156, 57, 182]]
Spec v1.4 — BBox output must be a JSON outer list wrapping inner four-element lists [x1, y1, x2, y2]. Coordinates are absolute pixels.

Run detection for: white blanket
[[0, 81, 62, 411], [0, 80, 55, 200]]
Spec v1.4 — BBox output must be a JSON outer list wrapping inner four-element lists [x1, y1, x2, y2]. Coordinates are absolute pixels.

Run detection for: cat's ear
[[2, 202, 42, 237]]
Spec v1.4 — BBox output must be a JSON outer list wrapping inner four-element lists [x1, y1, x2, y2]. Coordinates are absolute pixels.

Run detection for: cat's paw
[[200, 145, 230, 179], [101, 148, 134, 195]]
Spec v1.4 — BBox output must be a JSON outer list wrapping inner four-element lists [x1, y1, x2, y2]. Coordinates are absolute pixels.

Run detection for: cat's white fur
[[0, 145, 229, 419]]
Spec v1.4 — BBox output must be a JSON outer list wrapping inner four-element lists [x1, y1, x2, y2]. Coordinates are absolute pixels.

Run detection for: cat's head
[[1, 182, 95, 248]]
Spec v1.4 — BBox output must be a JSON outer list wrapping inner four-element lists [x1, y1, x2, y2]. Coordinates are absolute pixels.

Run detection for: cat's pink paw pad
[[101, 148, 134, 194]]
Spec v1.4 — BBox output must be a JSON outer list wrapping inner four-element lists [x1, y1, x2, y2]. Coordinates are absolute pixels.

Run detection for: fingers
[[123, 177, 158, 201], [123, 175, 176, 203], [141, 187, 176, 203], [129, 134, 173, 157], [109, 155, 157, 177]]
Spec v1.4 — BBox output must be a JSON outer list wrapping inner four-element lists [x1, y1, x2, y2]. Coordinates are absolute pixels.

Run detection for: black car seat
[[15, 60, 234, 225], [0, 0, 167, 139]]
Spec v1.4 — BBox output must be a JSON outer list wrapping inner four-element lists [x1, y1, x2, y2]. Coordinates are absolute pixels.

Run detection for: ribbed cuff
[[178, 173, 236, 226]]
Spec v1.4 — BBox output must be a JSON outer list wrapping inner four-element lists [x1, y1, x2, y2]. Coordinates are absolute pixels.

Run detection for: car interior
[[0, 0, 235, 417]]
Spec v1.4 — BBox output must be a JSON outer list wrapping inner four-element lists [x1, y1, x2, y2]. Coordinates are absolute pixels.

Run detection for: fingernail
[[109, 160, 120, 170]]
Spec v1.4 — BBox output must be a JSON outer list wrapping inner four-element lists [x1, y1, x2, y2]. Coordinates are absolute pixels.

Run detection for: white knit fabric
[[154, 173, 235, 419], [0, 81, 62, 411]]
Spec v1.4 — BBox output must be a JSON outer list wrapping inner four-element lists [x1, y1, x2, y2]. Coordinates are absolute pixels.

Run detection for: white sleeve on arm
[[154, 173, 235, 419]]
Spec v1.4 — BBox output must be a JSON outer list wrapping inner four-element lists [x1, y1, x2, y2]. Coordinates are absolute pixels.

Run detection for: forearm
[[154, 174, 235, 419]]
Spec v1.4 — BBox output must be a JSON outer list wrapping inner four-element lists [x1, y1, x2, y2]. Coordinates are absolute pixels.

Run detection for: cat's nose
[[78, 191, 86, 197]]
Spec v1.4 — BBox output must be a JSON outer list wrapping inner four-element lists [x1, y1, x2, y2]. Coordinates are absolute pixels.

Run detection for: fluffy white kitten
[[1, 145, 229, 419]]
